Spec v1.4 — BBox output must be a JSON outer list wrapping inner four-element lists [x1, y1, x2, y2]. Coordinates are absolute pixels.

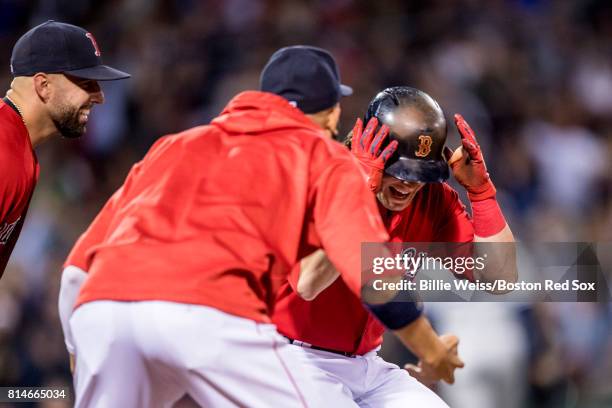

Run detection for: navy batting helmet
[[364, 86, 449, 183]]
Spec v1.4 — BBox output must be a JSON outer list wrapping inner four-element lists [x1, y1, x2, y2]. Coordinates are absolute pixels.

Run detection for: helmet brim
[[385, 157, 449, 183]]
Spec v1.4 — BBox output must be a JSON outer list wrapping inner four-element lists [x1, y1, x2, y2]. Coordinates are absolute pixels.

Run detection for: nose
[[401, 181, 421, 188], [87, 80, 104, 104]]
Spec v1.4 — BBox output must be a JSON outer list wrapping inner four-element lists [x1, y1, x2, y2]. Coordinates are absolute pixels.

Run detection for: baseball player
[[272, 86, 517, 407], [0, 21, 129, 276], [59, 47, 453, 407]]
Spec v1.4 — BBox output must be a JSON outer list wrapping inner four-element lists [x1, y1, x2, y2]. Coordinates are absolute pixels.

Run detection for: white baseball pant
[[285, 343, 450, 408], [70, 300, 360, 408]]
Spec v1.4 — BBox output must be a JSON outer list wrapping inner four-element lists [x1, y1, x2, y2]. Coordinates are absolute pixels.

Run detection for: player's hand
[[405, 334, 464, 385], [405, 361, 439, 387], [350, 117, 398, 192], [444, 114, 496, 202]]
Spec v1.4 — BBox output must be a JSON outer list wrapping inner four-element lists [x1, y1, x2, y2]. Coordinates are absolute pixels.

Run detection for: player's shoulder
[[152, 125, 216, 148], [309, 134, 353, 161], [307, 137, 361, 181], [415, 182, 463, 213], [141, 125, 219, 160]]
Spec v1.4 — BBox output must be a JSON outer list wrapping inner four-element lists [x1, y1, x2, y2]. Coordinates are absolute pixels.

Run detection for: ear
[[32, 73, 52, 103], [325, 103, 341, 127], [326, 103, 342, 138]]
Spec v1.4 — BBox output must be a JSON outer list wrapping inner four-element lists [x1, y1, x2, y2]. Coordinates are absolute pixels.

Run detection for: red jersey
[[272, 182, 474, 354], [74, 91, 389, 323], [0, 100, 39, 276]]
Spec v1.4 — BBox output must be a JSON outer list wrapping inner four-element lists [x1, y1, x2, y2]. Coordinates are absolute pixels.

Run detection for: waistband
[[284, 336, 356, 358]]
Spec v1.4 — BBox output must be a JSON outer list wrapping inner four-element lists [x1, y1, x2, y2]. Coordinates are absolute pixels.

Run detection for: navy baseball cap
[[10, 20, 130, 81], [260, 45, 352, 114]]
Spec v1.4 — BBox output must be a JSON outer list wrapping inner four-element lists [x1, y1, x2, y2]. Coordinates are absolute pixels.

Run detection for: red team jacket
[[272, 183, 475, 354], [71, 91, 389, 323], [0, 100, 39, 276]]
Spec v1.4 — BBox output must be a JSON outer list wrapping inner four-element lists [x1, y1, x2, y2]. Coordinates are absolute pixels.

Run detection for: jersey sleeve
[[308, 141, 389, 299]]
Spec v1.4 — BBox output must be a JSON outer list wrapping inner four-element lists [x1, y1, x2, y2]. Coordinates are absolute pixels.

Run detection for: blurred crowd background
[[0, 0, 611, 407]]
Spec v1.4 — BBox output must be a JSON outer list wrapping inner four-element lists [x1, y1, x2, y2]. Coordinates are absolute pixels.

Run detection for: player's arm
[[445, 114, 517, 285], [297, 249, 463, 382], [295, 249, 339, 300], [310, 134, 463, 383]]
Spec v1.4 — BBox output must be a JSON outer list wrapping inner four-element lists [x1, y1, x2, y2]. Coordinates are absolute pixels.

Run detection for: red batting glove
[[350, 117, 398, 192], [445, 114, 496, 202]]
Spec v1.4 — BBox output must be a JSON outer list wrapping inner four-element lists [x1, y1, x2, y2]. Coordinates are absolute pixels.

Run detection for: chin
[[386, 201, 412, 212], [379, 185, 423, 211], [377, 194, 412, 212]]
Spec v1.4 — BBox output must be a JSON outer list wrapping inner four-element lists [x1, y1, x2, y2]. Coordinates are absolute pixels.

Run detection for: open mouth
[[79, 110, 90, 123], [389, 185, 411, 200]]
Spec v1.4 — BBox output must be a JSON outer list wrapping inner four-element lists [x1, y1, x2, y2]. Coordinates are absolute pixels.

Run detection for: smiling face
[[376, 175, 424, 211], [47, 73, 104, 138]]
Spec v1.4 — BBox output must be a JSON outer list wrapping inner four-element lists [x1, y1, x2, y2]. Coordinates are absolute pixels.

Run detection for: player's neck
[[6, 89, 57, 147]]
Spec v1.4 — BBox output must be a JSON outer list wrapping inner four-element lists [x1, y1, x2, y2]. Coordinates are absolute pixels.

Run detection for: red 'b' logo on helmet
[[415, 135, 433, 157], [85, 33, 101, 57]]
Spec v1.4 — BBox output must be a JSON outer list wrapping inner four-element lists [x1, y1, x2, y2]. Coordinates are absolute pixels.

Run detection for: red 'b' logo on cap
[[85, 33, 101, 57]]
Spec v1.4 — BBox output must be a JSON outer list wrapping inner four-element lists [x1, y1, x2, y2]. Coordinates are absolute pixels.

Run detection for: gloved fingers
[[370, 124, 390, 156], [454, 114, 481, 159], [380, 139, 398, 163], [361, 117, 379, 150]]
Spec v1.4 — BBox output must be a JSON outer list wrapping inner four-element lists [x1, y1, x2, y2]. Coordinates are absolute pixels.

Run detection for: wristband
[[364, 286, 423, 330], [467, 179, 496, 202], [471, 197, 506, 237]]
